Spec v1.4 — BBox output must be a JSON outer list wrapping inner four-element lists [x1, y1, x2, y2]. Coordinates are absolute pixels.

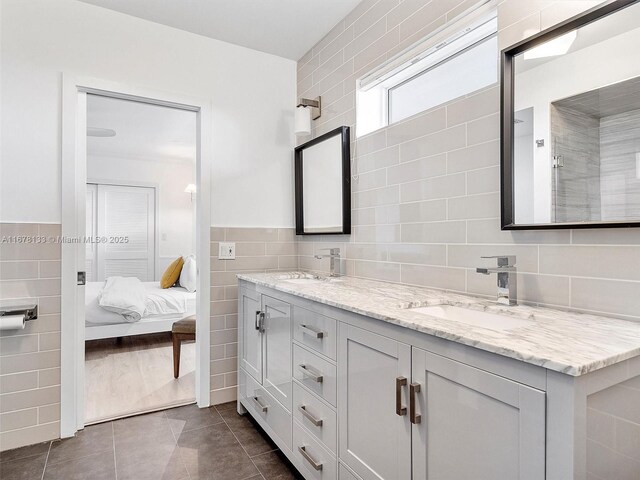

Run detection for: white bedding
[[85, 281, 197, 326], [98, 276, 147, 322]]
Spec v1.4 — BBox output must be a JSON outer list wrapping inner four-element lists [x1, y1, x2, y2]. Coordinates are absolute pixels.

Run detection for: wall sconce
[[184, 183, 197, 202], [295, 96, 321, 136]]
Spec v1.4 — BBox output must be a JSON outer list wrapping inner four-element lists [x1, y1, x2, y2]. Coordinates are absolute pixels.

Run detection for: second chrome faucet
[[476, 255, 517, 306], [314, 248, 341, 277]]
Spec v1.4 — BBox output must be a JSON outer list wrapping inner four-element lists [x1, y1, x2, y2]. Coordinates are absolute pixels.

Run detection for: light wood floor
[[84, 332, 195, 424]]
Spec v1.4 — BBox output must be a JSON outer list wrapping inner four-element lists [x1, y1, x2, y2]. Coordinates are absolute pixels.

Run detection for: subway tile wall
[[209, 227, 297, 404], [295, 0, 640, 322], [587, 366, 640, 478], [0, 223, 62, 451]]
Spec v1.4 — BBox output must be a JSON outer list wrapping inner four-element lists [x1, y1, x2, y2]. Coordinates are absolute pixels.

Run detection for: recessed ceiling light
[[524, 31, 577, 60]]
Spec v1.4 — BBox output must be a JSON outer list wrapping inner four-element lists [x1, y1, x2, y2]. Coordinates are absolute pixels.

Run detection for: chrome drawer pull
[[298, 445, 323, 471], [255, 311, 265, 333], [252, 395, 268, 413], [300, 323, 325, 339], [299, 364, 323, 383], [298, 404, 323, 427]]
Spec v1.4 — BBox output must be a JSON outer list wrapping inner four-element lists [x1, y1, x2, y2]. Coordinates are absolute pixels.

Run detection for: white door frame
[[61, 74, 212, 437]]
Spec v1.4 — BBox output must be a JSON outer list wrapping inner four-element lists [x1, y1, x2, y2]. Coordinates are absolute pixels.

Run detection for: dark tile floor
[[0, 402, 304, 480]]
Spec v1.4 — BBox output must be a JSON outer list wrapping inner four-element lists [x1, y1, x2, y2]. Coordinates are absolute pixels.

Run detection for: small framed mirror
[[295, 126, 351, 235], [502, 0, 640, 229]]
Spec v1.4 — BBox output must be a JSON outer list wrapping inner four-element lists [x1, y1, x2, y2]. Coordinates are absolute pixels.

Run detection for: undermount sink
[[408, 304, 535, 332], [284, 277, 326, 285]]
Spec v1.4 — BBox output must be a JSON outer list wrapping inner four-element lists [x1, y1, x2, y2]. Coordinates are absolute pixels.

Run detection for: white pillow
[[179, 255, 197, 292]]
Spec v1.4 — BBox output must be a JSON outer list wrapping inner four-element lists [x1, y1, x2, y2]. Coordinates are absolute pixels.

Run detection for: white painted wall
[[514, 26, 640, 223], [0, 0, 296, 227], [87, 154, 196, 276]]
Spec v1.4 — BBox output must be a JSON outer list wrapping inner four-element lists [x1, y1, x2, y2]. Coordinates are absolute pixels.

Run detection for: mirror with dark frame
[[501, 0, 640, 230], [295, 126, 351, 235]]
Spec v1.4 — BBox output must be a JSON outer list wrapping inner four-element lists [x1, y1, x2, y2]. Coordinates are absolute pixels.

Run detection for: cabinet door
[[239, 287, 263, 384], [262, 295, 292, 410], [338, 323, 411, 480], [411, 347, 546, 480]]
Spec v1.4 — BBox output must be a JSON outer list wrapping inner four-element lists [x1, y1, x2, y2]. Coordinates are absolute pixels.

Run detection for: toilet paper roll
[[0, 314, 25, 331]]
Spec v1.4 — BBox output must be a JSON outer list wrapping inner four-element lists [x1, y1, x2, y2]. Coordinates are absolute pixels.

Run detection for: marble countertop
[[237, 271, 640, 376]]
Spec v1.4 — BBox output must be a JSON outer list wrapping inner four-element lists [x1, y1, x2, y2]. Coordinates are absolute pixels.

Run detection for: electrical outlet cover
[[218, 242, 235, 260]]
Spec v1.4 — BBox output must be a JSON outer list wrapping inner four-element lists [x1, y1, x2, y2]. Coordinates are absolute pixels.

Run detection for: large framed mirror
[[295, 126, 351, 235], [502, 0, 640, 229]]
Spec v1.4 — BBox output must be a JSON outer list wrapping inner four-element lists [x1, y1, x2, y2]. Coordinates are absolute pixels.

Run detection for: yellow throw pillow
[[160, 257, 184, 289]]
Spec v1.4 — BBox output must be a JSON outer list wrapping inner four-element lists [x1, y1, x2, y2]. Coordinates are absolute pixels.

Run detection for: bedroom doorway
[[61, 77, 212, 436], [83, 96, 197, 424]]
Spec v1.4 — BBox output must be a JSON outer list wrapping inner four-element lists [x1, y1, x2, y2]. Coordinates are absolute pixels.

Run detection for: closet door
[[86, 184, 98, 282], [96, 184, 155, 281]]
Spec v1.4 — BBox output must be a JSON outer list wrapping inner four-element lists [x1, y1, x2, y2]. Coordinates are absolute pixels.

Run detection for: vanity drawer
[[293, 306, 337, 360], [293, 382, 337, 454], [293, 344, 337, 407], [240, 368, 292, 451], [293, 420, 337, 480]]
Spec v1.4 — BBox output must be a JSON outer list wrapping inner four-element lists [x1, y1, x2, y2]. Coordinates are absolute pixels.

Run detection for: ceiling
[[87, 94, 196, 162], [78, 0, 362, 60], [553, 76, 640, 119]]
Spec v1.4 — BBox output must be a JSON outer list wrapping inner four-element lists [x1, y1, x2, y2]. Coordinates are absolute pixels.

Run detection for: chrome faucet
[[314, 248, 341, 277], [476, 255, 517, 306]]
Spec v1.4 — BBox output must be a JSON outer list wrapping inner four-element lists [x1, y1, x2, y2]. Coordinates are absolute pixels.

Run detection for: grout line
[[165, 410, 192, 480], [111, 422, 118, 480], [215, 405, 264, 476], [40, 440, 52, 480]]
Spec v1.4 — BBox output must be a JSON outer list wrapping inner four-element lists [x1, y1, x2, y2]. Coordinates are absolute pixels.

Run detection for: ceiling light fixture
[[295, 96, 321, 136], [523, 30, 577, 60]]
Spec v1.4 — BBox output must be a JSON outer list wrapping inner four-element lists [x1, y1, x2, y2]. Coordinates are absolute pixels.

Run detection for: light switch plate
[[218, 242, 236, 260]]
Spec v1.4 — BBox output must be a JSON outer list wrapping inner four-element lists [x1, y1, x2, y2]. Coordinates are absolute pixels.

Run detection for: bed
[[85, 281, 197, 341]]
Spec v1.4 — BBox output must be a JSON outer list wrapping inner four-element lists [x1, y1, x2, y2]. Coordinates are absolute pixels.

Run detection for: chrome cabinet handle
[[300, 324, 325, 339], [298, 445, 323, 471], [410, 383, 421, 424], [252, 395, 268, 413], [298, 405, 323, 427], [299, 364, 323, 383], [396, 376, 407, 416], [255, 311, 265, 333]]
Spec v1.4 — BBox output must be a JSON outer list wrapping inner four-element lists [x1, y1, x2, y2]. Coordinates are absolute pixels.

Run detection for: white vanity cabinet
[[411, 347, 546, 480], [239, 287, 292, 411], [337, 323, 546, 480], [237, 278, 640, 480], [337, 324, 411, 480]]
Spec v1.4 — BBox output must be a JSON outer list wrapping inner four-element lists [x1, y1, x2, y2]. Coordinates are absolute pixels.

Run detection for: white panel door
[[96, 184, 155, 281], [85, 184, 98, 282], [411, 347, 546, 480], [338, 323, 412, 480], [240, 287, 263, 384], [262, 295, 292, 411]]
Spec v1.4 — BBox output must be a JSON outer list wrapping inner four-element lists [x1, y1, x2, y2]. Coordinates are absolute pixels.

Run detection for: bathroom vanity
[[236, 272, 640, 480]]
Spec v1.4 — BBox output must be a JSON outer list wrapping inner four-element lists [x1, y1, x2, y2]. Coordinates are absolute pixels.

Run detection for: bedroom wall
[[0, 0, 295, 450], [295, 0, 640, 324], [87, 154, 196, 276]]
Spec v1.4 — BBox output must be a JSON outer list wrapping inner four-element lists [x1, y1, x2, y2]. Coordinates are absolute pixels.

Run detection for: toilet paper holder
[[0, 304, 38, 321]]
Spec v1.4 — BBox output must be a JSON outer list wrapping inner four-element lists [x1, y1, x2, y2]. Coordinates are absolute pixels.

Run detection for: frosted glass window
[[389, 36, 498, 124]]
